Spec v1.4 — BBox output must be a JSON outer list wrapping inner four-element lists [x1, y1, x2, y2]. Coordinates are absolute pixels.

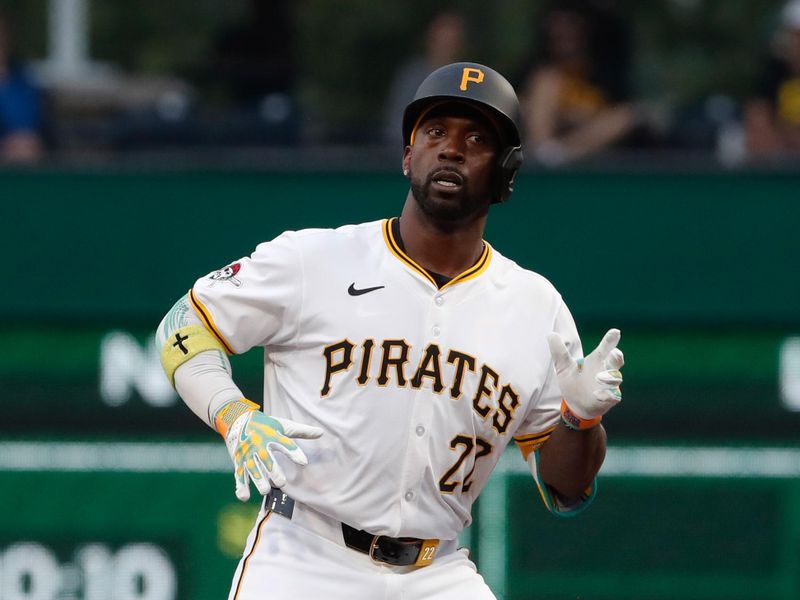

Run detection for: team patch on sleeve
[[208, 262, 242, 287]]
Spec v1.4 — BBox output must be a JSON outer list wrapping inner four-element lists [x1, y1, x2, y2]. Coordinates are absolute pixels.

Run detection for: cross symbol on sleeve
[[173, 332, 190, 355]]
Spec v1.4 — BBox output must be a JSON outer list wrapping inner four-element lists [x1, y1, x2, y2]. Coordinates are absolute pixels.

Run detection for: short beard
[[410, 169, 491, 228]]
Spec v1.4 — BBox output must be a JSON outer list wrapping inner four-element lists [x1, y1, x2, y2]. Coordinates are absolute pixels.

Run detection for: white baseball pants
[[227, 502, 497, 600]]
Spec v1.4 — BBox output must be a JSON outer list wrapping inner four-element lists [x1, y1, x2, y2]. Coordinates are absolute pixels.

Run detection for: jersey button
[[432, 326, 441, 337], [435, 296, 444, 306], [404, 490, 415, 501], [415, 425, 425, 436]]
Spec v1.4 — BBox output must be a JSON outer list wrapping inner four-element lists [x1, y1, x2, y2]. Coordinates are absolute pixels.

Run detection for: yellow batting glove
[[215, 399, 324, 501]]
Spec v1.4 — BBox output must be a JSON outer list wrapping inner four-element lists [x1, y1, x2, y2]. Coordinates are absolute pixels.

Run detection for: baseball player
[[156, 62, 624, 599]]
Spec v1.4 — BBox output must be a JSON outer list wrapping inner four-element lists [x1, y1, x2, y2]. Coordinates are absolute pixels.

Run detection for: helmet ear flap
[[495, 145, 523, 203]]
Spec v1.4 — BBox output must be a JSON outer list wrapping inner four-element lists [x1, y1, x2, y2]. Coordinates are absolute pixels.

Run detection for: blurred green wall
[[3, 168, 798, 325], [2, 166, 800, 600]]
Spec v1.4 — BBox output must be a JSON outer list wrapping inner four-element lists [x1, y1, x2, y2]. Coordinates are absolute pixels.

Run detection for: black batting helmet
[[402, 62, 523, 203]]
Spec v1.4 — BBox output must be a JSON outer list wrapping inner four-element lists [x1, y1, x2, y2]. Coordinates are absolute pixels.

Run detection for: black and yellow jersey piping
[[381, 217, 492, 290], [189, 288, 236, 355]]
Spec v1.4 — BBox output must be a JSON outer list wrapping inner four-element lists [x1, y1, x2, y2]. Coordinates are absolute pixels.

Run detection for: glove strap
[[214, 398, 259, 437], [560, 400, 602, 431]]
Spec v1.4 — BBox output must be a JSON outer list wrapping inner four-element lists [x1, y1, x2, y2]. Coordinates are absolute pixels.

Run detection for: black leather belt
[[341, 522, 440, 567], [263, 487, 440, 567]]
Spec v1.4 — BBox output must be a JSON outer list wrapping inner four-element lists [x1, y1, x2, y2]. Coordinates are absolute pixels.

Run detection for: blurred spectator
[[203, 0, 299, 145], [744, 0, 800, 159], [519, 1, 644, 166], [0, 12, 44, 163], [382, 11, 465, 145]]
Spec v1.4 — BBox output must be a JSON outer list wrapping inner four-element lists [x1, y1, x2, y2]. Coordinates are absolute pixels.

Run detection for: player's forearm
[[537, 423, 606, 499], [174, 351, 245, 429], [157, 293, 244, 431]]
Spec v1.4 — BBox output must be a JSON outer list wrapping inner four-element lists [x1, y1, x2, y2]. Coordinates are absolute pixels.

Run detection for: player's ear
[[402, 146, 412, 178]]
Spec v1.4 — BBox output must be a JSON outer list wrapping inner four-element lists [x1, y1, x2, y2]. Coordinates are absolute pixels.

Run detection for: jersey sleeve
[[514, 299, 583, 448], [189, 231, 303, 355], [513, 299, 596, 517]]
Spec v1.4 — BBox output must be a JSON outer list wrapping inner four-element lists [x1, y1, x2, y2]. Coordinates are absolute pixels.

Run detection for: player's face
[[403, 106, 500, 224]]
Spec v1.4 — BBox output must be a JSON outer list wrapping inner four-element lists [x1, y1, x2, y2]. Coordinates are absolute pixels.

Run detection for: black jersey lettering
[[446, 350, 477, 399], [377, 339, 411, 387], [472, 364, 499, 419], [321, 339, 355, 396], [411, 343, 445, 392]]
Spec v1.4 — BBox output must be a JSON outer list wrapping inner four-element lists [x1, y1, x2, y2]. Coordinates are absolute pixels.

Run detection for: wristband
[[560, 400, 602, 431], [214, 398, 260, 437]]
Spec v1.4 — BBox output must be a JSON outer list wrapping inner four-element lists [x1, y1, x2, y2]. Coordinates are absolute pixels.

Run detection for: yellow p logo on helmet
[[459, 67, 485, 91]]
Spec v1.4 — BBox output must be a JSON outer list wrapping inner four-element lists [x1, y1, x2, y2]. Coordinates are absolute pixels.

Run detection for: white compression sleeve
[[157, 294, 245, 430], [174, 351, 244, 429]]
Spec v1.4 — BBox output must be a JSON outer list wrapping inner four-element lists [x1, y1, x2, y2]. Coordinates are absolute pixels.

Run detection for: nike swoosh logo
[[348, 283, 385, 296]]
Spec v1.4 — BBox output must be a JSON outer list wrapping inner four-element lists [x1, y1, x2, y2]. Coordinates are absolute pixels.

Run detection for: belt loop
[[264, 487, 295, 519]]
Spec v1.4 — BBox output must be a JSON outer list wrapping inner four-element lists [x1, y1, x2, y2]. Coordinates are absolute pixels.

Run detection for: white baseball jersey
[[190, 218, 582, 541]]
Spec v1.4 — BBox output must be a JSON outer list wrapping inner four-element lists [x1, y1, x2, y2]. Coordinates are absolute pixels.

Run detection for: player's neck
[[398, 198, 487, 279]]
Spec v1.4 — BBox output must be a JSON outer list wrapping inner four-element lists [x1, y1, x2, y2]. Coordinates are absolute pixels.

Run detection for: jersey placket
[[396, 286, 451, 532], [381, 217, 493, 534]]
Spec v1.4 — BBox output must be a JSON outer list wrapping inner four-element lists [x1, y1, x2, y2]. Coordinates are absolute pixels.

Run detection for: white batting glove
[[216, 399, 324, 501], [546, 328, 625, 430]]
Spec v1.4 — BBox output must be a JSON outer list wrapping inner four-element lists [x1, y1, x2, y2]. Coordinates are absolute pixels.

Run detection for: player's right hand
[[220, 401, 324, 501]]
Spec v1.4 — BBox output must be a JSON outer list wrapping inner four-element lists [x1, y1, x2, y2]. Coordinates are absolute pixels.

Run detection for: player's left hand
[[547, 328, 624, 429], [223, 407, 324, 501]]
